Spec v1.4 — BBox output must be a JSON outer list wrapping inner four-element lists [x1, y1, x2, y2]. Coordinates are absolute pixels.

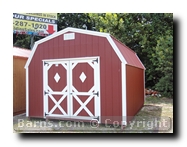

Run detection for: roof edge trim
[[25, 27, 111, 68], [36, 27, 110, 45], [24, 43, 38, 69], [135, 53, 146, 70], [107, 36, 127, 64]]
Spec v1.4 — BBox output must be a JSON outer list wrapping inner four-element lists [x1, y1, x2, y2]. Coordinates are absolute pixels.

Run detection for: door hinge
[[44, 62, 49, 66], [93, 116, 99, 121], [93, 58, 98, 63], [45, 112, 49, 117], [44, 91, 49, 95], [93, 91, 99, 97]]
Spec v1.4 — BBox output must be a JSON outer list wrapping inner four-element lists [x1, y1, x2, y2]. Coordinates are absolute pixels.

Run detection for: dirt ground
[[13, 96, 173, 133]]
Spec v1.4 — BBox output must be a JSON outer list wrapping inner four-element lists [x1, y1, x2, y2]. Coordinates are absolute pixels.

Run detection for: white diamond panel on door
[[43, 57, 100, 122], [70, 58, 100, 122], [43, 61, 69, 117]]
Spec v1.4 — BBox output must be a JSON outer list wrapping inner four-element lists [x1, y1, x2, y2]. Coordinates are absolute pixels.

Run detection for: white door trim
[[43, 56, 99, 63], [69, 57, 101, 123], [43, 60, 69, 118], [43, 56, 101, 123]]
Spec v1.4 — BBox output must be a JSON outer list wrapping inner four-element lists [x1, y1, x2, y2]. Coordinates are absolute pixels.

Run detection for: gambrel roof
[[25, 27, 145, 70]]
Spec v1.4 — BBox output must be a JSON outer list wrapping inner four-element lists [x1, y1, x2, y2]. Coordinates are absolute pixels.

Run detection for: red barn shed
[[25, 27, 145, 126]]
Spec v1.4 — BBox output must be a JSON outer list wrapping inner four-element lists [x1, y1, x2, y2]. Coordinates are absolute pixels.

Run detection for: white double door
[[43, 57, 100, 122]]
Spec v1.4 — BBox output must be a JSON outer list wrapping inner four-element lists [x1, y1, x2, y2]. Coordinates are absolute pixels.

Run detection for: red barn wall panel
[[28, 32, 122, 124], [126, 65, 144, 122], [29, 44, 44, 117]]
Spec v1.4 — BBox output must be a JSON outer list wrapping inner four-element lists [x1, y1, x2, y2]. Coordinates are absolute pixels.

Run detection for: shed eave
[[24, 42, 38, 69], [135, 53, 146, 70], [107, 36, 127, 64], [24, 27, 111, 69], [111, 36, 145, 69], [36, 27, 110, 45]]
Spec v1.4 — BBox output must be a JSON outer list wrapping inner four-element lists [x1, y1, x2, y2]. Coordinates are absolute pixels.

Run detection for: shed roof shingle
[[111, 36, 145, 69]]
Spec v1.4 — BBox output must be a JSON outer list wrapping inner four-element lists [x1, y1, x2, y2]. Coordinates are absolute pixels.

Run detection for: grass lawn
[[124, 96, 173, 133], [13, 96, 173, 133]]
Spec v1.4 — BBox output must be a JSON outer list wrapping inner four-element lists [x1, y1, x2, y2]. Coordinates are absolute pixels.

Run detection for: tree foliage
[[13, 13, 173, 97], [13, 34, 44, 49], [57, 13, 95, 30], [89, 13, 173, 97]]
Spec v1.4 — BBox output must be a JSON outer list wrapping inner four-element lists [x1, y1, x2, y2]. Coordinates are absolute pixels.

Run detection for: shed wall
[[28, 32, 122, 123], [126, 65, 144, 122], [13, 57, 27, 115]]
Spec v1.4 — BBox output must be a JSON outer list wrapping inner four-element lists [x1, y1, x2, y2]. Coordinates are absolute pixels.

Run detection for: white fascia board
[[68, 27, 110, 37], [107, 35, 127, 64], [25, 27, 127, 68], [35, 27, 109, 45], [24, 27, 109, 68]]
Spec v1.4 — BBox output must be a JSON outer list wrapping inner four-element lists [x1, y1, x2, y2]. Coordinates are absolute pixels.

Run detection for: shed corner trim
[[121, 63, 127, 125], [26, 67, 29, 117]]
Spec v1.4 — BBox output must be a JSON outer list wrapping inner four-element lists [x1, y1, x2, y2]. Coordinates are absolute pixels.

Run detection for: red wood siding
[[126, 65, 144, 122], [28, 32, 122, 124]]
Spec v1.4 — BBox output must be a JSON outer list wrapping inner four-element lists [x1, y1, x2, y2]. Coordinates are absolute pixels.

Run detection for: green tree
[[57, 13, 95, 31], [13, 13, 173, 97], [13, 34, 44, 49], [153, 35, 173, 97], [89, 13, 173, 97], [13, 34, 31, 49]]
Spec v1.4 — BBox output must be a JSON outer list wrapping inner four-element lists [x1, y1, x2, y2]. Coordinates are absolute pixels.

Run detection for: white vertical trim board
[[94, 57, 101, 123], [144, 70, 146, 103], [26, 68, 29, 117], [121, 63, 127, 126], [69, 61, 73, 117], [43, 61, 47, 118], [97, 57, 101, 123], [43, 61, 45, 118]]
